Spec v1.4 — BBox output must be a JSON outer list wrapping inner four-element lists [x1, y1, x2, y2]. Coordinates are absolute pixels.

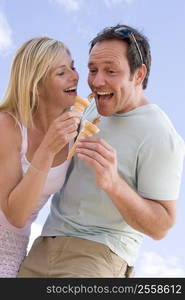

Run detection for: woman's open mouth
[[64, 86, 77, 96]]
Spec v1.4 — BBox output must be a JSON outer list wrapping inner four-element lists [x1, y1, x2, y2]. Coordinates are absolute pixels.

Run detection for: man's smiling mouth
[[96, 91, 114, 100]]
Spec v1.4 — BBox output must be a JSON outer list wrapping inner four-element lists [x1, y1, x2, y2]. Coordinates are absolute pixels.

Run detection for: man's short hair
[[89, 24, 151, 89]]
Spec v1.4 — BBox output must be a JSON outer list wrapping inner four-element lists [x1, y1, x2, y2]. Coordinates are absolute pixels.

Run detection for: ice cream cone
[[72, 96, 90, 112], [67, 118, 101, 160], [87, 92, 95, 101]]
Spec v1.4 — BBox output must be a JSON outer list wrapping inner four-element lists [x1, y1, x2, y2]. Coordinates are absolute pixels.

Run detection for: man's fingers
[[77, 152, 105, 170], [77, 147, 108, 165], [76, 138, 116, 162], [78, 137, 113, 152]]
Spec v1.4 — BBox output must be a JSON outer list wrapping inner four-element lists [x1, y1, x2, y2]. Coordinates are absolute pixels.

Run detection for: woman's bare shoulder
[[0, 111, 17, 124], [0, 111, 22, 147]]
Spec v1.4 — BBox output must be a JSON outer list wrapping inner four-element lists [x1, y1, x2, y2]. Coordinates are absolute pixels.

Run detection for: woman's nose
[[71, 69, 79, 81]]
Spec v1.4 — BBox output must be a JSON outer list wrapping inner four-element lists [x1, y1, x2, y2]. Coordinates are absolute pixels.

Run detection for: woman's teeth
[[64, 87, 77, 93]]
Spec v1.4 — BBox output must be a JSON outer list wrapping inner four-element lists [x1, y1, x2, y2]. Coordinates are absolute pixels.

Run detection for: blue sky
[[0, 0, 185, 277]]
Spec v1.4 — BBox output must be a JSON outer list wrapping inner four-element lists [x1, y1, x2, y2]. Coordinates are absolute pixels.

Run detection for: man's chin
[[97, 109, 113, 116]]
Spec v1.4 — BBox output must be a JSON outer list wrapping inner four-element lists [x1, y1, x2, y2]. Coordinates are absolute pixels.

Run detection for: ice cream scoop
[[71, 96, 90, 112]]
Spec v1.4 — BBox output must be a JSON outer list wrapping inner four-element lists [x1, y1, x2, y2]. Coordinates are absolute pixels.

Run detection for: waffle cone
[[67, 119, 100, 160], [72, 96, 90, 112]]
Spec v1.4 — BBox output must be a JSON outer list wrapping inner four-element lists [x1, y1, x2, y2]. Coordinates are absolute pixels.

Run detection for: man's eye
[[58, 72, 65, 76], [108, 70, 116, 74], [89, 69, 96, 74], [71, 66, 76, 71]]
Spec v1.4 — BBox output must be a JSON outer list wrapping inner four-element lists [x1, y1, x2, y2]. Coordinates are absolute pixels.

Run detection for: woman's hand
[[41, 111, 81, 155]]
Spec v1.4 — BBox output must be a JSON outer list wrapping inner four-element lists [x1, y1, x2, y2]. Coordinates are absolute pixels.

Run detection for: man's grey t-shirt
[[42, 103, 185, 266]]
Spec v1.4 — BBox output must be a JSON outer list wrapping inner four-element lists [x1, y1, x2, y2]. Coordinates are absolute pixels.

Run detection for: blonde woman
[[0, 37, 81, 277]]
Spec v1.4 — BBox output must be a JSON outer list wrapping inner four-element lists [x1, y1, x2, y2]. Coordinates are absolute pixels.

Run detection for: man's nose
[[92, 72, 106, 87]]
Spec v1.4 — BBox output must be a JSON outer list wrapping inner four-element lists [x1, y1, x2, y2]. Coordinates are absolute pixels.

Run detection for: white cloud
[[0, 11, 13, 54], [27, 223, 42, 253], [104, 0, 134, 8], [136, 251, 185, 277], [51, 0, 82, 11], [73, 19, 95, 40]]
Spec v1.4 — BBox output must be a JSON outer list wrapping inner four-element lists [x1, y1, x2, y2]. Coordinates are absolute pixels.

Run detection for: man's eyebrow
[[88, 61, 116, 67]]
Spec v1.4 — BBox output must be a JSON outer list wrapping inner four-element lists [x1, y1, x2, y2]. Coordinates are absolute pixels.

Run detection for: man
[[18, 25, 185, 277]]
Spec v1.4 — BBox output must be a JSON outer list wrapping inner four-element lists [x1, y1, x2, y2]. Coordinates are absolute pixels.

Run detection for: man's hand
[[76, 137, 176, 240], [76, 137, 119, 192]]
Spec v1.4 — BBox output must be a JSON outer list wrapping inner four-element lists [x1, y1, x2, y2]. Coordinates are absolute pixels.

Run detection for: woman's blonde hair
[[0, 36, 70, 127]]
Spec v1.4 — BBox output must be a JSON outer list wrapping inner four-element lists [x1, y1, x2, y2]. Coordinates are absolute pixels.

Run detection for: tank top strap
[[20, 125, 28, 155], [5, 112, 28, 155]]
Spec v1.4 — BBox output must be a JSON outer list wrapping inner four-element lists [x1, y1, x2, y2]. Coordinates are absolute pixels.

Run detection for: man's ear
[[135, 64, 147, 86]]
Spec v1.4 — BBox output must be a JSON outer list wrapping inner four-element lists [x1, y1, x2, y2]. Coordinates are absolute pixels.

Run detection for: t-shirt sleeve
[[137, 131, 185, 200]]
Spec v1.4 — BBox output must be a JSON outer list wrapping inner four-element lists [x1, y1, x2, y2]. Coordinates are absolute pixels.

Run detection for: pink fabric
[[0, 225, 29, 278]]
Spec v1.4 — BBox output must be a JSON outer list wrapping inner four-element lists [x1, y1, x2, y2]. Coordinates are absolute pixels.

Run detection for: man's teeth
[[97, 92, 112, 95]]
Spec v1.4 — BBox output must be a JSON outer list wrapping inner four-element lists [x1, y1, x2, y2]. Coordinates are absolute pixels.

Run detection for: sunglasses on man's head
[[114, 27, 143, 64]]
